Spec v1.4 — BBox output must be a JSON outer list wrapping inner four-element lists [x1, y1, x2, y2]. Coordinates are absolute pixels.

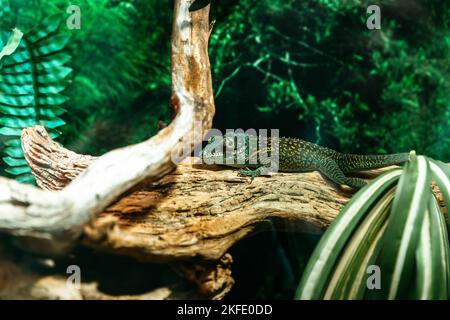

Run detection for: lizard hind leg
[[317, 158, 367, 189]]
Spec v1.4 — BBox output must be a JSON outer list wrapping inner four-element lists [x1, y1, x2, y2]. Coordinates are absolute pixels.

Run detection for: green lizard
[[200, 132, 410, 189]]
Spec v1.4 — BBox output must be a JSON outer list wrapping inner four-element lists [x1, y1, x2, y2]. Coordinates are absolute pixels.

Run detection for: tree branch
[[0, 0, 215, 256]]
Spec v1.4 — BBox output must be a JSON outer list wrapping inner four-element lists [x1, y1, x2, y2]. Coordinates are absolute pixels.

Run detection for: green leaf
[[41, 117, 65, 129], [1, 61, 32, 73], [0, 105, 65, 117], [324, 188, 395, 300], [0, 116, 38, 128], [0, 126, 21, 136], [378, 155, 430, 299], [26, 14, 62, 43], [3, 156, 28, 166], [1, 72, 33, 84], [414, 197, 448, 299], [4, 138, 21, 147], [434, 195, 450, 297], [297, 155, 449, 300], [5, 165, 31, 175], [38, 93, 69, 106], [37, 53, 71, 69], [16, 174, 35, 184], [33, 33, 71, 56], [3, 146, 23, 158], [39, 84, 66, 94], [0, 82, 33, 95], [37, 66, 72, 83], [0, 94, 34, 106], [2, 48, 30, 65]]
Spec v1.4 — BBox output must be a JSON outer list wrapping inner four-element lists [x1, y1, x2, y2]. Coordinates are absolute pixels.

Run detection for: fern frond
[[0, 14, 72, 183]]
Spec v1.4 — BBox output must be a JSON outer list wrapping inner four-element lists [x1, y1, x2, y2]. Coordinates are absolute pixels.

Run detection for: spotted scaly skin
[[201, 132, 410, 189]]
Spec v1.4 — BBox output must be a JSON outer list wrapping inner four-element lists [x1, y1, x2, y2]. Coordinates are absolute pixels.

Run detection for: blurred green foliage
[[210, 0, 449, 160]]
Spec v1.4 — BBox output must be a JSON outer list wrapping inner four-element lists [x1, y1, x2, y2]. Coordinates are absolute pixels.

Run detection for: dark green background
[[1, 0, 448, 162]]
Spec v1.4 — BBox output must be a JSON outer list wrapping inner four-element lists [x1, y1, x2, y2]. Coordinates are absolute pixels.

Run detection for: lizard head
[[200, 132, 254, 167]]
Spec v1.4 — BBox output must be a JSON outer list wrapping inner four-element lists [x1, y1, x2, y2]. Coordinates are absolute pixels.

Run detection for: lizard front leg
[[238, 157, 278, 181], [238, 166, 265, 181]]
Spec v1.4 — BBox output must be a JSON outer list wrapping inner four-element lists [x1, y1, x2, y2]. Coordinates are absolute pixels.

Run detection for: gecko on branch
[[200, 132, 410, 189]]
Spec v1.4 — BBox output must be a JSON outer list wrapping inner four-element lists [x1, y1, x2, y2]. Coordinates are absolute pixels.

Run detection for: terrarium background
[[0, 0, 449, 299]]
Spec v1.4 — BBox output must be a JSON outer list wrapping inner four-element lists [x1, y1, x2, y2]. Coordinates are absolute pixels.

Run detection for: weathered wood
[[0, 0, 215, 256], [84, 160, 347, 261], [21, 125, 96, 191]]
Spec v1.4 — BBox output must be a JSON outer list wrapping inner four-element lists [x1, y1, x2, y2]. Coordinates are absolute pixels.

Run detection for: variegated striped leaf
[[377, 155, 430, 299], [295, 169, 402, 299]]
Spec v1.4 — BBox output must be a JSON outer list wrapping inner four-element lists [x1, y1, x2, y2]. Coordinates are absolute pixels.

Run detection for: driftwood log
[[7, 126, 446, 299]]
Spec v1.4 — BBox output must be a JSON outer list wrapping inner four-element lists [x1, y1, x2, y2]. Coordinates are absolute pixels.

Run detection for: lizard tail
[[334, 152, 410, 173]]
